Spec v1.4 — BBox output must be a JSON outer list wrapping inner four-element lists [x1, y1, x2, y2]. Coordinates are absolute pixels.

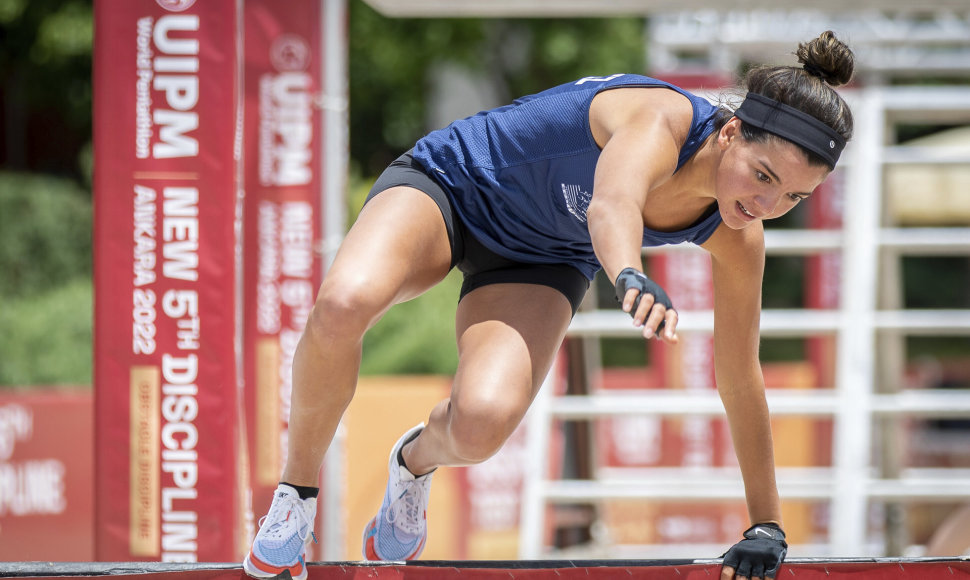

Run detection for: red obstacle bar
[[2, 559, 968, 579]]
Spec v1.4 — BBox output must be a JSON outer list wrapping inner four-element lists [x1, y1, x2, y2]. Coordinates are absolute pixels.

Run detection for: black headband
[[734, 92, 846, 168]]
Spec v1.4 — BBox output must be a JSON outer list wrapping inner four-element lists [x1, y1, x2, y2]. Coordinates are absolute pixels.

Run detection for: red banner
[[93, 0, 247, 562], [5, 560, 970, 580], [0, 390, 94, 561], [241, 0, 326, 535], [806, 174, 844, 394]]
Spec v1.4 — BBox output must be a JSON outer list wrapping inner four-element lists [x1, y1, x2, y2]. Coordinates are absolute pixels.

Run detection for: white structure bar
[[881, 86, 970, 114], [569, 308, 970, 337], [547, 389, 970, 419], [645, 228, 970, 256], [519, 369, 559, 560], [873, 310, 970, 334], [536, 477, 970, 503], [641, 230, 847, 254], [868, 478, 970, 502], [830, 88, 884, 555], [883, 147, 970, 165], [569, 309, 837, 336], [763, 230, 843, 254], [871, 390, 970, 417], [550, 391, 837, 417], [878, 228, 970, 253]]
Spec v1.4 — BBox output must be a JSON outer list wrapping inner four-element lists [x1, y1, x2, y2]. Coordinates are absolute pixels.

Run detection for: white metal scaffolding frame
[[519, 86, 970, 559], [648, 11, 970, 80]]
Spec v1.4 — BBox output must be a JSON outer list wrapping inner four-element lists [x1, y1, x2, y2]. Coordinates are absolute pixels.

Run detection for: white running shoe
[[244, 484, 316, 580], [362, 423, 433, 561]]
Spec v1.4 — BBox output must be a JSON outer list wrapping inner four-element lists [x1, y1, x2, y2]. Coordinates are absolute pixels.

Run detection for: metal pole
[[320, 0, 349, 561]]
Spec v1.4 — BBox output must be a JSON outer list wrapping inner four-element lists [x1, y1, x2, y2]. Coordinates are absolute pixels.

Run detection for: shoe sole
[[243, 552, 307, 580], [361, 517, 425, 561]]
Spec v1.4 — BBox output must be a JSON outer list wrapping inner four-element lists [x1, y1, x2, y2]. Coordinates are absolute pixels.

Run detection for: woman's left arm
[[703, 220, 781, 526], [704, 221, 789, 579]]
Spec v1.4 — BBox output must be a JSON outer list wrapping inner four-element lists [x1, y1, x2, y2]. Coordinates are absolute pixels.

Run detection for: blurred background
[[0, 0, 969, 565]]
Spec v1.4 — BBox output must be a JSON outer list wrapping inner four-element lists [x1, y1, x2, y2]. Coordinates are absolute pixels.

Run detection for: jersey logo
[[575, 74, 624, 85], [561, 184, 592, 223]]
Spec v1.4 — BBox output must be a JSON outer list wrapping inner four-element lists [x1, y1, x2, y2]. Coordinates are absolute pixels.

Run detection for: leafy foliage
[[0, 278, 92, 386], [360, 271, 462, 375], [349, 2, 645, 175], [0, 172, 92, 299], [0, 0, 93, 179]]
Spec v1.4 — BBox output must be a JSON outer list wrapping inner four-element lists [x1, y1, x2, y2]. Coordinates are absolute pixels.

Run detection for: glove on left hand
[[721, 523, 788, 579]]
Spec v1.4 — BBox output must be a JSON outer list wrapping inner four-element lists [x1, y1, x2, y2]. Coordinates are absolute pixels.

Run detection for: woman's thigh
[[449, 282, 574, 427], [321, 185, 454, 312]]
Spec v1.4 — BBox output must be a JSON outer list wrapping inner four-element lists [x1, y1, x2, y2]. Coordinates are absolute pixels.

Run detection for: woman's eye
[[756, 171, 770, 183], [788, 193, 803, 202]]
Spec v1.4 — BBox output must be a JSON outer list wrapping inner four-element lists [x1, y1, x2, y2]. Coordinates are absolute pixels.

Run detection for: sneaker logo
[[561, 183, 591, 223]]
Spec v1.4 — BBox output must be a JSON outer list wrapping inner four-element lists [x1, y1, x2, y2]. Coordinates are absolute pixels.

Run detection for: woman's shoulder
[[588, 83, 697, 150]]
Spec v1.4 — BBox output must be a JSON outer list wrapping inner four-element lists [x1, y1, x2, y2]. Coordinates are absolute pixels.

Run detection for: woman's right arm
[[586, 87, 693, 339]]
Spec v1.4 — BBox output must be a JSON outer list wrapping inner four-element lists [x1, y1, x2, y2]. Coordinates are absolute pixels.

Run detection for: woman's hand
[[613, 267, 678, 341], [720, 523, 788, 580]]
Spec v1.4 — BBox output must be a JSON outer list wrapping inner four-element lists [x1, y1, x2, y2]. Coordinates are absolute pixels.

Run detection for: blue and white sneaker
[[362, 423, 433, 561], [244, 484, 316, 580]]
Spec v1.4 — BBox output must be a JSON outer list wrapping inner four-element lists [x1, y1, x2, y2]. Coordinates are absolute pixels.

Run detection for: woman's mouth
[[737, 201, 757, 220]]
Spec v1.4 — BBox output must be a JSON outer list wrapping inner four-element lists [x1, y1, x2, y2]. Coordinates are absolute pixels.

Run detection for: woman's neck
[[639, 135, 721, 231]]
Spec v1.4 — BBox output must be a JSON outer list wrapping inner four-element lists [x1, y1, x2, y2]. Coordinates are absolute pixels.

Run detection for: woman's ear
[[718, 116, 742, 150]]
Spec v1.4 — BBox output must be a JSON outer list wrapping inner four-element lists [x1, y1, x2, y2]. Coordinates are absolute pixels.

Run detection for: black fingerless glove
[[722, 523, 788, 579], [613, 267, 673, 331]]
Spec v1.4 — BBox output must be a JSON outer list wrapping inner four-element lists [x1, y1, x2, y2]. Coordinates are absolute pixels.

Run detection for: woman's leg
[[402, 282, 574, 474], [926, 503, 970, 556], [281, 186, 453, 486]]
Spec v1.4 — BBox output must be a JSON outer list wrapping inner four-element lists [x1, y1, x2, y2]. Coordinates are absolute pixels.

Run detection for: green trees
[[348, 2, 645, 175], [0, 173, 92, 385]]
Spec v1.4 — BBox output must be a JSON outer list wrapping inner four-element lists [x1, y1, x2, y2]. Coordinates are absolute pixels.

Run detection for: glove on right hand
[[613, 267, 673, 332]]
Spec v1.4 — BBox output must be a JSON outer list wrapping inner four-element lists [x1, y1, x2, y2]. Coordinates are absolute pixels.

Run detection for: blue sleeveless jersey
[[411, 74, 723, 280]]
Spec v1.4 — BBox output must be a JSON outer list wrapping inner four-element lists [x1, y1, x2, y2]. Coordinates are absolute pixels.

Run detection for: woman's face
[[715, 118, 831, 230]]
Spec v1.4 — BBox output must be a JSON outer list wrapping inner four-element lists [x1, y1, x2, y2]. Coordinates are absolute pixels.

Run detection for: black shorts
[[366, 151, 590, 315]]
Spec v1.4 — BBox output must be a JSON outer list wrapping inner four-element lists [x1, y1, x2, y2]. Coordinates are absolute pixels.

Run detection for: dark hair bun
[[796, 30, 854, 87]]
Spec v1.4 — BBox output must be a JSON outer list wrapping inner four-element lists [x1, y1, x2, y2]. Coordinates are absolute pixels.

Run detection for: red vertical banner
[[93, 0, 247, 562], [241, 0, 325, 533], [655, 251, 720, 467], [805, 174, 844, 470], [806, 175, 844, 392]]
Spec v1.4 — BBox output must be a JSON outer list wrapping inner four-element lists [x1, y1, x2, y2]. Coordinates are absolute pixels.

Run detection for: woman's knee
[[306, 277, 390, 339], [447, 393, 528, 463]]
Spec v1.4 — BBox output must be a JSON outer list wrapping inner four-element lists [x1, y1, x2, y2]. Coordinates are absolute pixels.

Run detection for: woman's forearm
[[721, 383, 783, 526]]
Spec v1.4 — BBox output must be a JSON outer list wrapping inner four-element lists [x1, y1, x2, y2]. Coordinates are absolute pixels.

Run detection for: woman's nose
[[752, 192, 779, 215]]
